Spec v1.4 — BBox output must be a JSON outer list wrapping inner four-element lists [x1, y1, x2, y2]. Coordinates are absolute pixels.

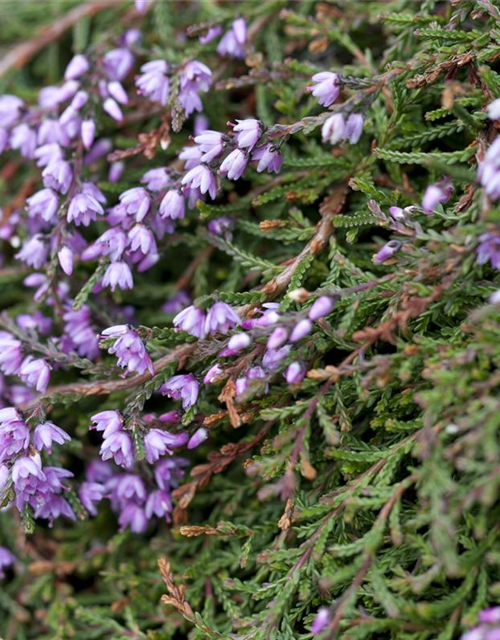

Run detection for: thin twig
[[0, 1, 122, 79]]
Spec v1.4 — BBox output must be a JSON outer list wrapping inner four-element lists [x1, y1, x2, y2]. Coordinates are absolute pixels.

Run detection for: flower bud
[[289, 319, 313, 342], [308, 296, 334, 321]]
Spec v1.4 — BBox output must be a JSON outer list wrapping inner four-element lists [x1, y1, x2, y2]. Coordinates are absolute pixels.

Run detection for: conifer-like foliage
[[1, 1, 500, 639]]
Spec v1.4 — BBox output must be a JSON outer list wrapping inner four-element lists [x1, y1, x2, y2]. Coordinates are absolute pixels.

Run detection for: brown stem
[[0, 1, 125, 79]]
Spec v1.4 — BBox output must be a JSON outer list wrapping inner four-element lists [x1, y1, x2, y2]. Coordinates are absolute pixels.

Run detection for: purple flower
[[142, 167, 170, 191], [84, 228, 127, 262], [179, 145, 203, 169], [267, 327, 288, 350], [194, 115, 209, 136], [102, 262, 134, 292], [479, 608, 500, 624], [37, 119, 66, 145], [182, 164, 217, 199], [118, 503, 147, 533], [91, 410, 123, 438], [162, 291, 191, 314], [109, 161, 125, 183], [187, 427, 208, 449], [236, 366, 266, 397], [233, 119, 262, 150], [173, 305, 206, 338], [41, 466, 73, 494], [203, 364, 223, 384], [374, 240, 402, 264], [68, 191, 104, 227], [108, 81, 128, 105], [116, 474, 146, 503], [207, 216, 234, 238], [289, 319, 313, 342], [0, 546, 15, 578], [195, 130, 225, 163], [128, 225, 157, 255], [308, 71, 340, 107], [144, 429, 188, 463], [0, 95, 24, 128], [84, 138, 112, 165], [180, 60, 212, 91], [161, 374, 199, 409], [16, 235, 48, 269], [79, 481, 106, 516], [178, 61, 212, 116], [263, 345, 291, 370], [389, 206, 405, 222], [0, 465, 8, 492], [219, 148, 248, 180], [145, 490, 172, 519], [11, 455, 46, 494], [321, 113, 345, 145], [0, 332, 23, 375], [19, 357, 51, 393], [64, 54, 89, 80], [63, 305, 99, 359], [159, 190, 185, 220], [217, 18, 247, 59], [100, 431, 133, 467], [81, 119, 96, 149], [205, 302, 240, 335], [103, 48, 134, 81], [135, 0, 150, 13], [135, 60, 170, 105], [16, 312, 52, 335], [285, 362, 306, 385], [119, 187, 151, 221], [33, 422, 71, 453], [477, 233, 500, 269], [311, 607, 330, 635], [0, 410, 30, 462], [252, 144, 283, 174], [10, 124, 37, 158], [488, 100, 500, 120], [159, 410, 181, 424], [479, 139, 500, 199], [35, 495, 76, 526], [106, 328, 154, 375], [26, 189, 59, 223], [42, 159, 73, 194], [58, 246, 74, 275], [199, 25, 223, 44], [422, 179, 453, 214], [221, 332, 251, 355], [154, 457, 188, 490], [103, 98, 123, 122], [345, 114, 364, 144], [309, 296, 334, 320]]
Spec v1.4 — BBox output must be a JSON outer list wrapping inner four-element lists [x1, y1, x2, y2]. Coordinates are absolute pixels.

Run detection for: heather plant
[[2, 0, 500, 638]]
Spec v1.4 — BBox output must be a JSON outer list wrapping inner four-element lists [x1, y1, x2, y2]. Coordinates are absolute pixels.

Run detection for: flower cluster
[[0, 408, 74, 525], [200, 18, 248, 59]]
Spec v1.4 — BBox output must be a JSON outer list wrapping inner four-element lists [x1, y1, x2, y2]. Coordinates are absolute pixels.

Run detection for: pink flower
[[102, 262, 134, 292], [161, 374, 199, 409], [308, 71, 340, 107], [205, 302, 240, 335], [181, 164, 217, 199], [33, 422, 71, 453], [173, 305, 206, 339], [19, 357, 51, 393]]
